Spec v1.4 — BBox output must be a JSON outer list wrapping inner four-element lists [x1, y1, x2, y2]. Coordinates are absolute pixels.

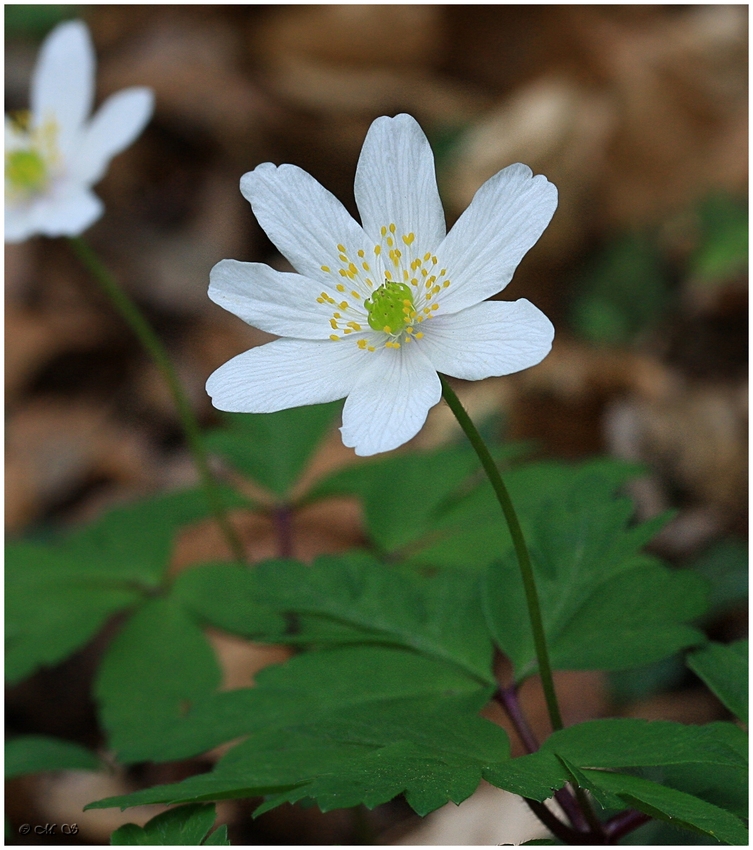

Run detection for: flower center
[[6, 149, 48, 194], [364, 281, 417, 335]]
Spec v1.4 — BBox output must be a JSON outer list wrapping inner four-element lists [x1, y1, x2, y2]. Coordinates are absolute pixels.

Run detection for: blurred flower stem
[[439, 375, 563, 732], [68, 235, 246, 564]]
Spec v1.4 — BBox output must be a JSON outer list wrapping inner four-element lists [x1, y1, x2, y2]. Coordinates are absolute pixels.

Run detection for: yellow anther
[[385, 270, 392, 280], [380, 226, 387, 236], [321, 265, 330, 273], [350, 291, 361, 299], [387, 237, 394, 247], [415, 332, 424, 339], [431, 304, 439, 311], [367, 345, 375, 352], [424, 252, 431, 261], [374, 245, 382, 255], [406, 327, 414, 334], [440, 268, 447, 276], [423, 307, 431, 314], [403, 299, 411, 306], [330, 319, 338, 329], [347, 321, 361, 330], [403, 270, 409, 280], [339, 269, 348, 278], [333, 312, 342, 318], [443, 280, 450, 288], [402, 233, 415, 245], [337, 243, 346, 252], [362, 262, 370, 271], [389, 223, 396, 233], [357, 249, 365, 257], [432, 285, 440, 295], [365, 278, 373, 287], [432, 256, 438, 265], [348, 263, 357, 274], [330, 334, 340, 341], [411, 278, 418, 286], [421, 269, 428, 277], [383, 325, 392, 334], [316, 297, 324, 304], [339, 253, 348, 262], [405, 336, 412, 343], [339, 301, 349, 310], [343, 329, 353, 334], [357, 339, 367, 349], [337, 284, 346, 292]]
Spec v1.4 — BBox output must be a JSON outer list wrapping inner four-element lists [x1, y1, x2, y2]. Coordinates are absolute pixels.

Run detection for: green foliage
[[110, 804, 228, 845], [5, 735, 100, 779], [690, 194, 748, 282], [95, 598, 221, 762], [88, 697, 510, 817], [171, 562, 285, 638], [5, 5, 80, 38], [579, 770, 748, 845], [482, 474, 706, 680], [570, 233, 670, 345], [205, 402, 341, 500], [249, 553, 495, 683], [687, 640, 748, 724], [688, 539, 748, 617], [6, 488, 242, 685]]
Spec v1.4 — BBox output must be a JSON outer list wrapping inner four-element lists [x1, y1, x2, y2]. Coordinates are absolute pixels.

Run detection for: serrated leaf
[[109, 645, 490, 763], [95, 598, 221, 762], [407, 457, 644, 571], [5, 735, 100, 779], [88, 697, 510, 817], [6, 488, 245, 684], [251, 553, 494, 684], [687, 640, 748, 723], [582, 770, 748, 846], [482, 471, 706, 678], [485, 719, 747, 803], [307, 444, 489, 553], [110, 803, 221, 845], [171, 563, 284, 638], [205, 402, 341, 499]]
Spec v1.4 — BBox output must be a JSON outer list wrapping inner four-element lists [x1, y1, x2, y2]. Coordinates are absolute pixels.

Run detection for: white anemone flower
[[5, 20, 154, 243], [207, 114, 557, 457]]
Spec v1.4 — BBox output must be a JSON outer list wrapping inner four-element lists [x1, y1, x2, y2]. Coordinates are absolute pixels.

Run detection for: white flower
[[207, 114, 557, 457], [5, 20, 154, 243]]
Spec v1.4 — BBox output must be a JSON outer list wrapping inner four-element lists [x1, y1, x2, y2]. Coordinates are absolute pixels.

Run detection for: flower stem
[[68, 235, 246, 564], [439, 375, 563, 732]]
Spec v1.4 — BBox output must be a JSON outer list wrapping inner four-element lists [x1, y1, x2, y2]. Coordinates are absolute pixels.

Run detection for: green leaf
[[95, 598, 221, 762], [407, 457, 643, 571], [110, 803, 224, 845], [570, 233, 670, 345], [88, 697, 510, 817], [690, 194, 748, 282], [6, 488, 243, 685], [171, 562, 284, 638], [582, 770, 748, 846], [308, 443, 489, 553], [251, 553, 494, 684], [689, 539, 748, 617], [482, 471, 706, 678], [109, 645, 491, 763], [486, 718, 747, 803], [687, 640, 748, 723], [5, 735, 100, 779], [205, 402, 341, 499]]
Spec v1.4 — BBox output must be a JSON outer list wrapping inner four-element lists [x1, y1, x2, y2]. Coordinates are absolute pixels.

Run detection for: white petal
[[240, 163, 368, 284], [8, 184, 103, 241], [209, 259, 336, 340], [341, 344, 441, 456], [73, 88, 154, 184], [354, 113, 446, 250], [206, 338, 365, 413], [420, 299, 554, 381], [436, 164, 557, 314], [31, 20, 94, 155]]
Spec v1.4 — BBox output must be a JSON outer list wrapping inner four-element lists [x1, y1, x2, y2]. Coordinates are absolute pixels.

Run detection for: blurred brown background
[[5, 5, 748, 845]]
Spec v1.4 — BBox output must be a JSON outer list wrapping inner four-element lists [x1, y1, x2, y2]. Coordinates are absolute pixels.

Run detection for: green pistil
[[364, 281, 415, 333], [6, 149, 47, 194]]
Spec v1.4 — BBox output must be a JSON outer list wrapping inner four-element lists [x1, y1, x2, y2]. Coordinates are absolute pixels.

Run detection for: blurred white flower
[[5, 20, 154, 243], [207, 114, 557, 456]]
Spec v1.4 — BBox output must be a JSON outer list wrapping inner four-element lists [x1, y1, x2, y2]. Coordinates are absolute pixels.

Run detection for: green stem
[[68, 235, 246, 564], [439, 375, 563, 732]]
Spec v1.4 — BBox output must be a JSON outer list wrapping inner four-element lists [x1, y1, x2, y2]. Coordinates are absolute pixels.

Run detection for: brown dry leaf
[[254, 5, 489, 122], [5, 401, 155, 532]]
